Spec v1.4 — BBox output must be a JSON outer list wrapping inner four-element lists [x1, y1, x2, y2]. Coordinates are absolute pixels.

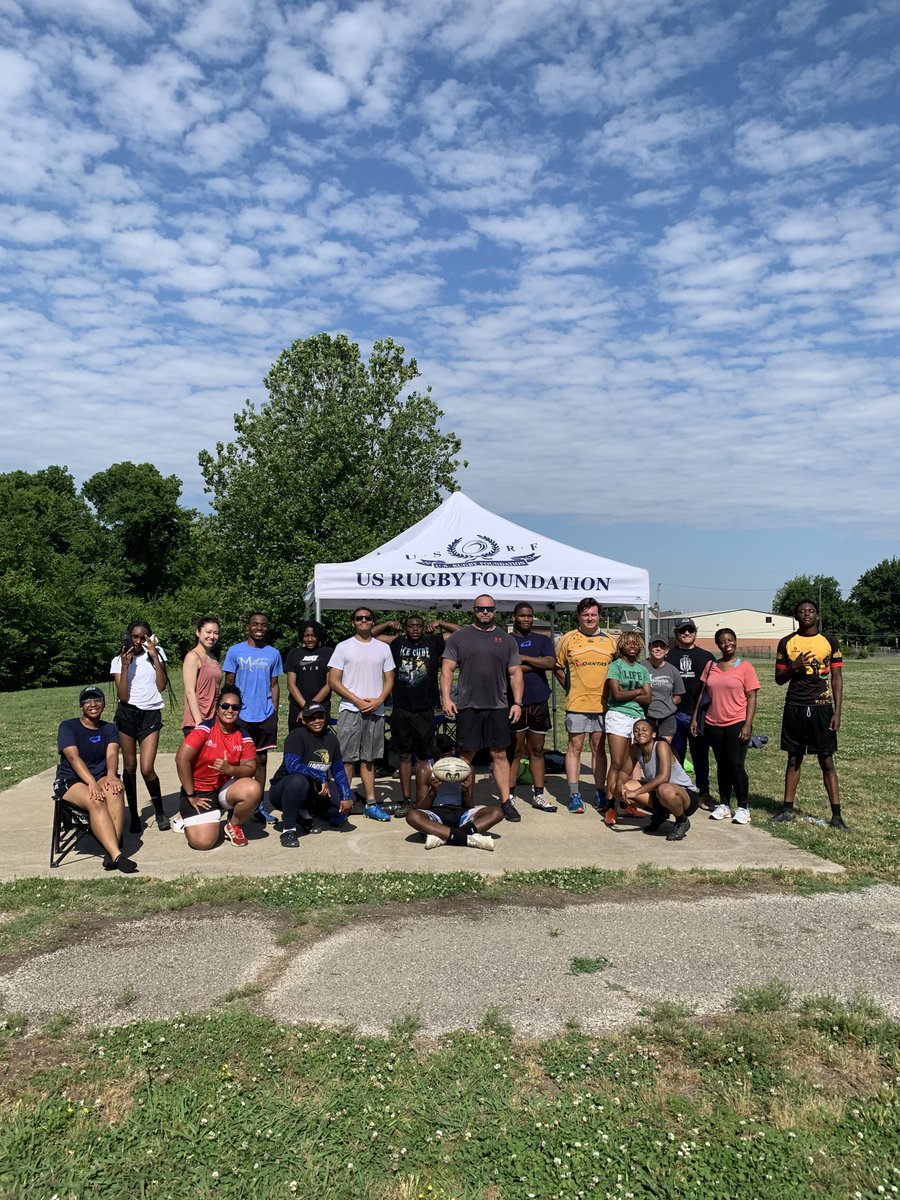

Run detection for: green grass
[[569, 955, 611, 975], [0, 1002, 897, 1200]]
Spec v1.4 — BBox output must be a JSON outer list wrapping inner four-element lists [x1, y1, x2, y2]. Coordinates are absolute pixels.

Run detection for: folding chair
[[49, 794, 95, 868]]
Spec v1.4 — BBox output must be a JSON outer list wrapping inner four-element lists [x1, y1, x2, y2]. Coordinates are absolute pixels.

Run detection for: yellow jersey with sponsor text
[[555, 629, 617, 713]]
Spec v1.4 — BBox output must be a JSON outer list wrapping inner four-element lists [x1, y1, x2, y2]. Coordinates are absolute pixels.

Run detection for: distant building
[[623, 608, 796, 655]]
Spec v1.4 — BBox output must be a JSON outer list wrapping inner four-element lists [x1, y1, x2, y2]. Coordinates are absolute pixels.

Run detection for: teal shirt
[[606, 658, 651, 719]]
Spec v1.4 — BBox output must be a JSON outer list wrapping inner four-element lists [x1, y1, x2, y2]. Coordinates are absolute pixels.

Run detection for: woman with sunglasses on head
[[111, 619, 169, 833], [54, 687, 137, 873], [691, 627, 760, 825], [174, 686, 262, 850], [181, 616, 222, 734]]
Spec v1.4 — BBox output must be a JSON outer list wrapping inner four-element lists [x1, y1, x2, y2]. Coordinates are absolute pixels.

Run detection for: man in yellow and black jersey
[[771, 599, 847, 830]]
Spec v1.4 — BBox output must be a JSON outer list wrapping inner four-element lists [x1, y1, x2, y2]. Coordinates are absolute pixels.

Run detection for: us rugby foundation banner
[[306, 492, 649, 612]]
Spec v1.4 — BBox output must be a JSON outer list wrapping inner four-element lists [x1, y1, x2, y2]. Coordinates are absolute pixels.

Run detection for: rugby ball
[[433, 756, 472, 784]]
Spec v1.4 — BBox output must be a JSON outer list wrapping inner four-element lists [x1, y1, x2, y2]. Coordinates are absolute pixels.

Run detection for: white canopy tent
[[305, 491, 650, 621]]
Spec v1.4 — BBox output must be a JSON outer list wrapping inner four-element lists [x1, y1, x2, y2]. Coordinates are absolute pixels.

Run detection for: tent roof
[[306, 491, 649, 612]]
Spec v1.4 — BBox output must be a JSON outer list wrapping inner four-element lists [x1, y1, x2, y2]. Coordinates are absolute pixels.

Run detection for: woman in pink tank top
[[182, 616, 223, 733]]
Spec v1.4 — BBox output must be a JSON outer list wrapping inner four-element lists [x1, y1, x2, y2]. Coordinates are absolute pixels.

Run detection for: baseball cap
[[79, 686, 105, 703], [674, 619, 697, 633], [302, 703, 328, 719], [649, 635, 668, 647]]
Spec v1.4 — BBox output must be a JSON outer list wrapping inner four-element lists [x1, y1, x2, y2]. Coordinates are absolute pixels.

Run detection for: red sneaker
[[224, 822, 249, 847], [604, 806, 617, 827]]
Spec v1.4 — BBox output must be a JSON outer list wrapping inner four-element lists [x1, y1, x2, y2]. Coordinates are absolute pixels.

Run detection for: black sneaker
[[829, 815, 851, 831], [666, 816, 691, 841], [155, 811, 171, 832], [106, 854, 138, 874], [501, 798, 521, 822], [643, 807, 670, 834], [769, 806, 796, 824], [298, 817, 314, 836], [280, 829, 300, 848]]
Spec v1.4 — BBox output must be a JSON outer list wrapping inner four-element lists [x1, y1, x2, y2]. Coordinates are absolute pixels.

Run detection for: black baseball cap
[[674, 619, 697, 633], [649, 635, 668, 647], [302, 703, 328, 719], [79, 686, 105, 703]]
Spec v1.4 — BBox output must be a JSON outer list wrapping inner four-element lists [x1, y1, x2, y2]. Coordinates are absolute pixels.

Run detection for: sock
[[568, 782, 581, 797], [283, 826, 296, 834], [461, 820, 478, 837], [595, 788, 607, 806], [448, 828, 467, 847], [782, 800, 795, 809], [830, 803, 841, 817], [533, 787, 544, 800], [146, 777, 163, 814], [123, 771, 138, 820]]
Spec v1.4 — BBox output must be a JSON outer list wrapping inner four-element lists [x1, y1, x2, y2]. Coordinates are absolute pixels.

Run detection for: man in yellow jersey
[[554, 596, 617, 814], [771, 598, 847, 830]]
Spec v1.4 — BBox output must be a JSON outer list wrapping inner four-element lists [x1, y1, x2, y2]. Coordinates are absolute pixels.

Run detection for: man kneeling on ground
[[269, 703, 354, 847], [405, 736, 503, 852]]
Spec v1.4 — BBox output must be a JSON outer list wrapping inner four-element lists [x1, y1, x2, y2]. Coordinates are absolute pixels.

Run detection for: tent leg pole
[[316, 598, 321, 621], [642, 604, 649, 645], [550, 610, 558, 753]]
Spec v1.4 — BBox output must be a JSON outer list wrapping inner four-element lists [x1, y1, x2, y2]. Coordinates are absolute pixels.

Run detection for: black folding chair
[[49, 795, 95, 868]]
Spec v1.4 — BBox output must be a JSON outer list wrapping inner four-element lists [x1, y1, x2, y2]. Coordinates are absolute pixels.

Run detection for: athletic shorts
[[456, 707, 510, 753], [565, 712, 604, 735], [780, 704, 838, 757], [390, 707, 437, 758], [337, 709, 385, 763], [115, 702, 163, 743], [653, 713, 677, 740], [510, 699, 551, 735], [605, 710, 639, 739], [52, 773, 109, 802], [179, 778, 237, 821], [242, 714, 278, 752], [422, 804, 486, 829]]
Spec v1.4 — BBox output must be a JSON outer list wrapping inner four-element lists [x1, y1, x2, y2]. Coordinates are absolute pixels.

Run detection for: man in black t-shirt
[[666, 618, 714, 808], [375, 614, 459, 808]]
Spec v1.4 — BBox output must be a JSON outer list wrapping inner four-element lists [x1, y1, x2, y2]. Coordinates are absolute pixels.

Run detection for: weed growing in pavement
[[732, 979, 794, 1013], [569, 956, 611, 975]]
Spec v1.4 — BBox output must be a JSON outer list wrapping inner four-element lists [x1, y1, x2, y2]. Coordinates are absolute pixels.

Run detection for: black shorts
[[457, 707, 511, 753], [115, 702, 163, 743], [780, 704, 838, 757], [243, 714, 278, 752], [389, 708, 436, 758], [510, 699, 551, 735], [53, 774, 78, 801]]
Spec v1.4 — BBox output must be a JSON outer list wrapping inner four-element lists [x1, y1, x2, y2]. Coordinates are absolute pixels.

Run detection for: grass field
[[1, 662, 898, 1199]]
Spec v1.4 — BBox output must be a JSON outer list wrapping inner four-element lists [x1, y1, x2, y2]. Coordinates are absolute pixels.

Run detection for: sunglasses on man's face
[[475, 605, 495, 613], [219, 702, 241, 711], [353, 615, 374, 622]]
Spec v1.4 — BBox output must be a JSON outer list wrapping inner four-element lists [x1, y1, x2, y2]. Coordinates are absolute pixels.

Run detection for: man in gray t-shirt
[[441, 595, 523, 819]]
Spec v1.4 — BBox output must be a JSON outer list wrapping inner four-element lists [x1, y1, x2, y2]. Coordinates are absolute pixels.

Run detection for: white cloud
[[735, 118, 897, 173]]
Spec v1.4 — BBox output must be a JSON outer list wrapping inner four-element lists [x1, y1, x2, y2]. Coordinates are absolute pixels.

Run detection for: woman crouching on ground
[[174, 686, 262, 849], [54, 687, 137, 873], [622, 718, 700, 842]]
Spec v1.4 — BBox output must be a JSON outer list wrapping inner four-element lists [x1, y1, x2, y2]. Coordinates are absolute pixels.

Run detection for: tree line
[[772, 567, 900, 646], [1, 334, 462, 690]]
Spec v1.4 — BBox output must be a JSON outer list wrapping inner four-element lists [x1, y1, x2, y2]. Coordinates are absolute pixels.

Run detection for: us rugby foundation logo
[[412, 535, 540, 568]]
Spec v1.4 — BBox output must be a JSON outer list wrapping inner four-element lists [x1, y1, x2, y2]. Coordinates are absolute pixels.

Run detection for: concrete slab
[[265, 885, 900, 1036], [0, 754, 843, 881], [0, 913, 283, 1027]]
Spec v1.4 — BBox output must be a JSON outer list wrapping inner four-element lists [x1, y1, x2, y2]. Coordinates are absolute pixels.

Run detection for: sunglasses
[[475, 605, 495, 613], [219, 702, 241, 711], [353, 615, 374, 622]]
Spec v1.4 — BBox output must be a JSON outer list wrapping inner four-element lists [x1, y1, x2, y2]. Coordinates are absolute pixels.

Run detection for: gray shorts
[[565, 712, 605, 735], [337, 709, 385, 763]]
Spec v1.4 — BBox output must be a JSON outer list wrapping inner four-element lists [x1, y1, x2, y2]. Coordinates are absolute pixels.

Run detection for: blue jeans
[[672, 710, 710, 794]]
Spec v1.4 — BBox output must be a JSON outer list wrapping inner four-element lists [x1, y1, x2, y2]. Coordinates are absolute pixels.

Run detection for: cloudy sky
[[2, 0, 898, 612]]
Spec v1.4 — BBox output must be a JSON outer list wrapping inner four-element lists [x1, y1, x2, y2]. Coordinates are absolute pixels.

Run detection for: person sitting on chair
[[174, 686, 262, 850], [54, 686, 136, 873]]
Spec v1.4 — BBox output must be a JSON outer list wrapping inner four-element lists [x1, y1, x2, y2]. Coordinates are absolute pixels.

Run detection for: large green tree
[[82, 461, 194, 599], [772, 574, 846, 634], [850, 558, 900, 636], [199, 333, 463, 633]]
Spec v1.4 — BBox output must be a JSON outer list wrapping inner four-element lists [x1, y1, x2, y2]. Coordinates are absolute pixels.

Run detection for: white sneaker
[[710, 804, 731, 821], [424, 834, 444, 850], [732, 807, 751, 825], [466, 833, 494, 852]]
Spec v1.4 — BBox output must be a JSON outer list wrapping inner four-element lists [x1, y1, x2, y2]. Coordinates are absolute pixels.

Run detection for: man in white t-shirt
[[328, 607, 395, 821]]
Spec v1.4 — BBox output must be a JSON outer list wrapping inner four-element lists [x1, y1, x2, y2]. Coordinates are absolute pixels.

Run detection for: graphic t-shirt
[[328, 638, 395, 715], [442, 625, 521, 710], [270, 726, 351, 798], [512, 631, 555, 706], [110, 646, 168, 711], [284, 644, 333, 726], [606, 658, 652, 719], [700, 660, 761, 727], [775, 632, 842, 706], [643, 659, 685, 721], [183, 720, 256, 793], [555, 629, 617, 713], [56, 718, 119, 783], [665, 645, 714, 708], [390, 634, 445, 711], [222, 642, 283, 723]]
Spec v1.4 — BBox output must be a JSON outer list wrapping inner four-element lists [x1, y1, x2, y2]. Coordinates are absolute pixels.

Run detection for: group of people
[[53, 595, 847, 871]]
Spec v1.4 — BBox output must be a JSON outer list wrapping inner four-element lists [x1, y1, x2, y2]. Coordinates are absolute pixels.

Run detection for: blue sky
[[2, 0, 898, 613]]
